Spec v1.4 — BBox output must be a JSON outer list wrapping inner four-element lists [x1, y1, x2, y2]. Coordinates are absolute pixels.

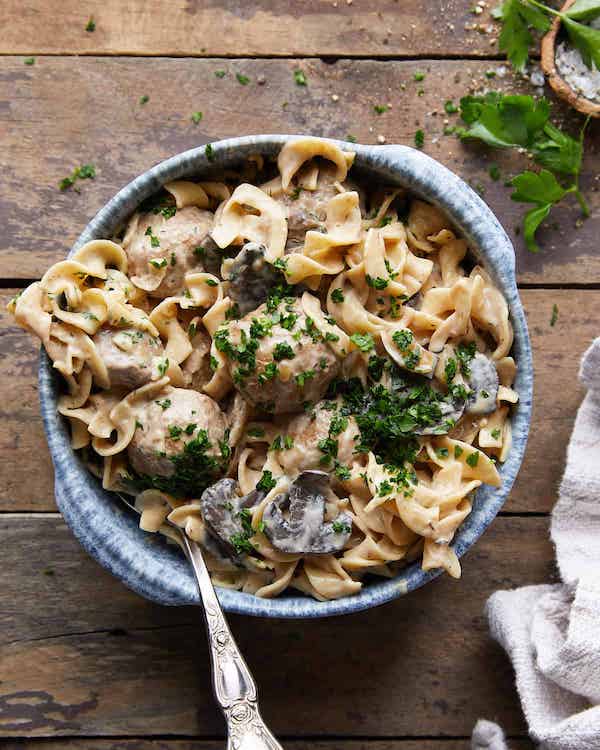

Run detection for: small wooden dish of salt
[[541, 0, 600, 117]]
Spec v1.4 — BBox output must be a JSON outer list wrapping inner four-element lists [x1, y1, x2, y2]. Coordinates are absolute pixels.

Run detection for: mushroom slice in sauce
[[225, 242, 281, 315], [465, 352, 499, 415], [200, 478, 263, 557], [262, 470, 352, 555]]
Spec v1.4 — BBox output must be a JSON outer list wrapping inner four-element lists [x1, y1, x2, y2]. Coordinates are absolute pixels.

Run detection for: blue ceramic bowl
[[39, 135, 533, 618]]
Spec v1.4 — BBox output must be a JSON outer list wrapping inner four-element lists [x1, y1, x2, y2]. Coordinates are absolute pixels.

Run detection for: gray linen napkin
[[472, 337, 600, 750]]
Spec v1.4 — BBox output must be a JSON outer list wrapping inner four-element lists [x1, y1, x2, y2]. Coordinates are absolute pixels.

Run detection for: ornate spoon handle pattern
[[182, 535, 283, 750]]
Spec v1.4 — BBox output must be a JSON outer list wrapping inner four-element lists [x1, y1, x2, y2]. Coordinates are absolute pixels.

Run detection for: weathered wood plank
[[0, 288, 591, 513], [1, 739, 535, 749], [0, 57, 598, 283], [0, 1, 500, 58], [0, 515, 551, 738]]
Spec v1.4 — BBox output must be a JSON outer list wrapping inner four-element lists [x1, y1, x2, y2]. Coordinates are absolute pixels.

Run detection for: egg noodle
[[9, 137, 518, 601]]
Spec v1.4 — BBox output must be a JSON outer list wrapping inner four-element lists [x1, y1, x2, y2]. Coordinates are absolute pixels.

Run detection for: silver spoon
[[118, 493, 283, 750]]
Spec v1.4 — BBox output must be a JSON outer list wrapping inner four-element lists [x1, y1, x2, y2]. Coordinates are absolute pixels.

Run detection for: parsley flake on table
[[293, 69, 307, 86], [59, 163, 96, 191], [24, 57, 35, 65], [413, 71, 426, 81], [85, 16, 96, 32], [414, 129, 425, 148], [374, 104, 389, 114], [236, 73, 250, 85], [191, 111, 203, 124], [444, 100, 458, 114], [550, 303, 559, 327], [214, 70, 226, 78], [139, 94, 149, 105]]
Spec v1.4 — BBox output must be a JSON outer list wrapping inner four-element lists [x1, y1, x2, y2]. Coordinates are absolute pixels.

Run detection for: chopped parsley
[[366, 275, 389, 290], [334, 464, 351, 480], [350, 332, 375, 352], [444, 100, 458, 114], [295, 369, 316, 388], [214, 70, 226, 78], [145, 226, 161, 248], [332, 519, 352, 534], [191, 111, 203, 124], [413, 71, 426, 81], [205, 278, 218, 287], [256, 470, 277, 493], [293, 69, 307, 86], [331, 288, 345, 304], [258, 362, 279, 384], [456, 341, 477, 376], [59, 163, 96, 191], [273, 342, 295, 361], [392, 329, 413, 351], [466, 451, 480, 468], [149, 257, 167, 269], [247, 427, 266, 438], [454, 445, 464, 459], [168, 425, 183, 440], [373, 104, 389, 115], [85, 16, 95, 32], [550, 303, 559, 327], [24, 57, 35, 66], [139, 94, 149, 105], [236, 73, 250, 85], [491, 428, 501, 440], [415, 129, 425, 149], [205, 143, 215, 161], [157, 358, 169, 377], [368, 355, 386, 381]]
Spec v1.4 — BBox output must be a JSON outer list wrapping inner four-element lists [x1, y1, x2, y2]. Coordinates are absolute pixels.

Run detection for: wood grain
[[0, 515, 552, 738], [2, 740, 535, 749], [0, 57, 598, 283], [0, 0, 501, 58], [0, 288, 592, 513]]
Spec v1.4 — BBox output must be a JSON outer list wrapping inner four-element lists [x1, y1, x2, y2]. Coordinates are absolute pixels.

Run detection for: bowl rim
[[39, 134, 533, 618]]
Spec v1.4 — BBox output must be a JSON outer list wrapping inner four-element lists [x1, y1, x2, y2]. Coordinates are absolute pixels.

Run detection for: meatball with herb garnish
[[274, 400, 362, 477], [215, 296, 340, 415], [93, 325, 164, 390], [128, 387, 229, 496], [122, 206, 213, 298], [277, 165, 364, 249]]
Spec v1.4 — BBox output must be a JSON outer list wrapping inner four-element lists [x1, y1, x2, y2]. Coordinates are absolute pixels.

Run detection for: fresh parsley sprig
[[458, 92, 590, 252], [493, 0, 600, 72]]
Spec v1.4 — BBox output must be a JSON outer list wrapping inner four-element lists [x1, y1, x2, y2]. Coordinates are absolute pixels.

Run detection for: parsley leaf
[[510, 170, 567, 252], [293, 69, 307, 86], [562, 15, 600, 68], [494, 0, 550, 72]]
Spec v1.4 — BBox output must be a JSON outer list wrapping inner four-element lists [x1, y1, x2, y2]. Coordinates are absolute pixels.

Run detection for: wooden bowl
[[541, 0, 600, 117]]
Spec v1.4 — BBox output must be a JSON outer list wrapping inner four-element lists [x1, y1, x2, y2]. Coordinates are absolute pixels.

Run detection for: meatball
[[127, 388, 228, 482], [276, 165, 365, 250], [217, 298, 339, 414], [123, 206, 213, 298], [276, 401, 361, 474], [93, 326, 164, 390]]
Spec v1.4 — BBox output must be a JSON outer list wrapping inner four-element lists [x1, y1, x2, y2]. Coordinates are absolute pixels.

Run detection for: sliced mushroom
[[225, 242, 281, 315], [262, 471, 352, 555], [465, 352, 499, 415], [200, 478, 263, 557]]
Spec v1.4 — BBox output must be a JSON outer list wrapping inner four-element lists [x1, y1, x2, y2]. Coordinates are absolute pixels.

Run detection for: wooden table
[[1, 2, 598, 748]]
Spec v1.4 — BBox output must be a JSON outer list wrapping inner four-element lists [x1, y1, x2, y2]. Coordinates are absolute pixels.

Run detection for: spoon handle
[[182, 535, 283, 750]]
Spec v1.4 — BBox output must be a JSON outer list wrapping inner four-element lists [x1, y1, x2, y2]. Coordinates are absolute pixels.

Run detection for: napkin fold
[[474, 338, 600, 750]]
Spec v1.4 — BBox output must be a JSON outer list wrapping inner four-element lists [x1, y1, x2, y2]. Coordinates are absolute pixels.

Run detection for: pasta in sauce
[[9, 137, 518, 601]]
